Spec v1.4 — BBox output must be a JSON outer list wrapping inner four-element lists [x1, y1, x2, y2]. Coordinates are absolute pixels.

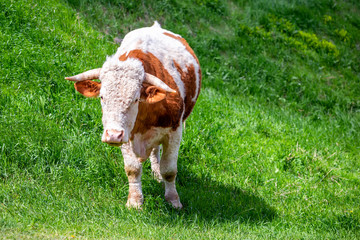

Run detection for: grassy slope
[[1, 0, 359, 239]]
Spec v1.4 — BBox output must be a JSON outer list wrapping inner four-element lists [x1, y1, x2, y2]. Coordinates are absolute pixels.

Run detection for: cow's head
[[65, 57, 176, 146]]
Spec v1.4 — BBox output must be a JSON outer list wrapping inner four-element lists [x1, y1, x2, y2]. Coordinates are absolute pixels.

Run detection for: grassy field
[[1, 0, 359, 239]]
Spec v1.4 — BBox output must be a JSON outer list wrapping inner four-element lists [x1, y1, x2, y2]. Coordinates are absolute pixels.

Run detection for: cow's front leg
[[161, 128, 183, 209], [121, 143, 143, 208], [149, 145, 163, 182]]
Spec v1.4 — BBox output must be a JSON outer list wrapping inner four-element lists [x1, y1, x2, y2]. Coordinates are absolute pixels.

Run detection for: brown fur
[[119, 50, 184, 135], [125, 166, 141, 181], [145, 86, 167, 104], [197, 69, 202, 97], [163, 172, 177, 182], [74, 80, 101, 97]]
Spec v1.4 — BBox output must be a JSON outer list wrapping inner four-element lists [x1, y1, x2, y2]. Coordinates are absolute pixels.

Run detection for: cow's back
[[116, 23, 201, 125]]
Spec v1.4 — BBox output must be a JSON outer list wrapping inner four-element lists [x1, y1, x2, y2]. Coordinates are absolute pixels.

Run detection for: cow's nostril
[[117, 131, 123, 139]]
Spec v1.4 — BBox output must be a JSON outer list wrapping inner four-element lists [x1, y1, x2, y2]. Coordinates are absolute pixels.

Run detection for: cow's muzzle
[[102, 129, 125, 146]]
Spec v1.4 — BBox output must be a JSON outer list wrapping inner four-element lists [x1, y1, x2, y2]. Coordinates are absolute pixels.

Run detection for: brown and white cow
[[65, 22, 201, 209]]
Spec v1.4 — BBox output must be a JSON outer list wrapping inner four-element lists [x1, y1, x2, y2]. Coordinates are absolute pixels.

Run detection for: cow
[[65, 21, 201, 209]]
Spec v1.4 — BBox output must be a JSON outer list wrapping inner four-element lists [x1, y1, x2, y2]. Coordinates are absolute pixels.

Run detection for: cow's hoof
[[126, 199, 143, 209], [126, 195, 143, 209], [168, 199, 183, 209], [165, 192, 183, 209]]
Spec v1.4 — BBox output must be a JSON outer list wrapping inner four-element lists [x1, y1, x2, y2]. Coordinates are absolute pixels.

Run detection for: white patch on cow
[[160, 125, 183, 209], [131, 127, 172, 159], [192, 64, 201, 102], [99, 57, 144, 142], [121, 142, 144, 208], [149, 146, 162, 182]]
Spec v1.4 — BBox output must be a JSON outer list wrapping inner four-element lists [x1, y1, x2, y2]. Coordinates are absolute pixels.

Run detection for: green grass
[[1, 0, 359, 239]]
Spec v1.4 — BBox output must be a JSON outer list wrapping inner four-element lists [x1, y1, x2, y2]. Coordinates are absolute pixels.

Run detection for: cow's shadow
[[142, 163, 277, 224]]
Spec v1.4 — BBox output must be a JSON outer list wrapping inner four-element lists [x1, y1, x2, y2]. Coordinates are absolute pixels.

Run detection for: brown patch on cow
[[74, 80, 101, 98], [163, 172, 177, 182], [173, 61, 200, 120], [197, 68, 202, 97], [138, 158, 147, 163], [119, 49, 184, 135], [125, 166, 141, 182], [119, 52, 128, 61], [163, 32, 200, 66], [145, 86, 167, 104]]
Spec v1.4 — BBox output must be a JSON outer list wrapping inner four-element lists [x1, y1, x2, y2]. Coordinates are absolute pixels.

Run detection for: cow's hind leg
[[150, 145, 163, 182], [121, 143, 143, 208], [161, 128, 183, 209]]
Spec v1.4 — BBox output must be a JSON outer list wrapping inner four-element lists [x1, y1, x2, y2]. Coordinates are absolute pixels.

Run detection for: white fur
[[99, 58, 143, 142], [131, 127, 172, 159]]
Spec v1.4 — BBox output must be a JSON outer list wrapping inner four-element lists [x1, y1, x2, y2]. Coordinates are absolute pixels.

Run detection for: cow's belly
[[130, 126, 172, 159]]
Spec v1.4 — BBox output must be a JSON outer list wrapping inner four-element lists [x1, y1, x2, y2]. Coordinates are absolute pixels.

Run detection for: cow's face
[[66, 57, 175, 146], [99, 58, 143, 146]]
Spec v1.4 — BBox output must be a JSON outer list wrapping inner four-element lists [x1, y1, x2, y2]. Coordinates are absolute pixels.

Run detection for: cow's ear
[[74, 80, 101, 98], [144, 85, 166, 104]]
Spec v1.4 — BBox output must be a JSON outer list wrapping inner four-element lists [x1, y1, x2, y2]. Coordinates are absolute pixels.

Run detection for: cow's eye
[[100, 96, 104, 100]]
